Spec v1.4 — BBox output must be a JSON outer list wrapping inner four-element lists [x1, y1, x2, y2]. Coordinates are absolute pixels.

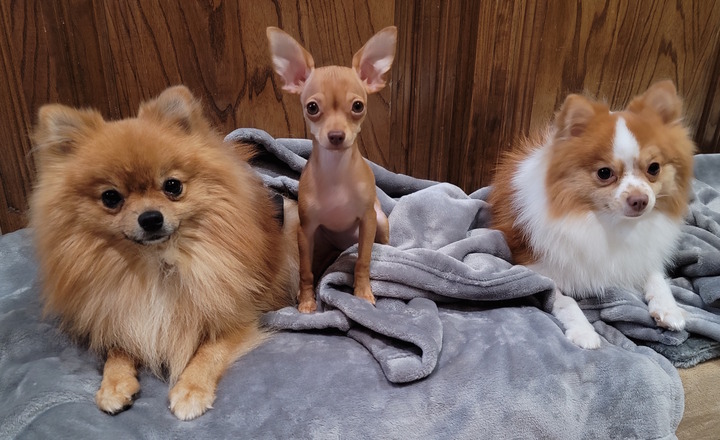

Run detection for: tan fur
[[29, 86, 298, 420], [267, 27, 396, 313]]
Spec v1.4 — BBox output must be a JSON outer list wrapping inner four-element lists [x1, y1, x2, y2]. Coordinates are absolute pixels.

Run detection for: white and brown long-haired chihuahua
[[490, 81, 695, 348]]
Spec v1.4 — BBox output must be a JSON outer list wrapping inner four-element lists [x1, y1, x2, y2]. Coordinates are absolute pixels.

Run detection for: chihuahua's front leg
[[355, 206, 378, 304], [297, 221, 318, 313]]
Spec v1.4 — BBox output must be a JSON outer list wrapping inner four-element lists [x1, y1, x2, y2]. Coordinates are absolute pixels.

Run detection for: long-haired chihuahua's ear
[[352, 26, 397, 94], [266, 27, 314, 94], [554, 94, 598, 140], [627, 80, 683, 125], [138, 85, 209, 133], [32, 104, 104, 159]]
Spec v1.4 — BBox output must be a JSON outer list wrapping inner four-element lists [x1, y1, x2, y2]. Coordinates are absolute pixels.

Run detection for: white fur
[[612, 117, 638, 167], [612, 118, 656, 215]]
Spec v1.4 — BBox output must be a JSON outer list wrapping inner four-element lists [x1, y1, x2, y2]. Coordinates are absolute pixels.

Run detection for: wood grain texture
[[395, 0, 720, 192], [0, 0, 719, 234]]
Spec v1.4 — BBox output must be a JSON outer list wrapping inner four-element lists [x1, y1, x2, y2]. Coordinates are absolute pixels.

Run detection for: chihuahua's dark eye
[[647, 162, 660, 176], [163, 178, 183, 199], [352, 100, 365, 114], [306, 101, 319, 116], [597, 167, 614, 181], [101, 189, 124, 209]]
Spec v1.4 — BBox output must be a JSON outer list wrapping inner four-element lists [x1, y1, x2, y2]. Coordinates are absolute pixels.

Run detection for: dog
[[266, 26, 396, 312], [490, 80, 695, 348], [29, 86, 299, 419]]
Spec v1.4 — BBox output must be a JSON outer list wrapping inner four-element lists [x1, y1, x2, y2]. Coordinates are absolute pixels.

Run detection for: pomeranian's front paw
[[354, 285, 376, 305], [95, 374, 140, 414], [565, 325, 602, 349], [169, 380, 215, 421], [648, 299, 686, 331]]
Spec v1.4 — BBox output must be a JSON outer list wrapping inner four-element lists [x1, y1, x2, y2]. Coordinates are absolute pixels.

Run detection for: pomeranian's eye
[[351, 100, 365, 114], [647, 162, 660, 176], [597, 167, 614, 181], [306, 101, 319, 116], [101, 189, 124, 209], [163, 178, 183, 199]]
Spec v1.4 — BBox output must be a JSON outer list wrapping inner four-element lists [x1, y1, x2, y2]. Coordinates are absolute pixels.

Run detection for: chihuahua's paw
[[95, 374, 140, 414], [565, 325, 602, 349], [298, 300, 317, 313], [297, 288, 317, 313], [648, 299, 686, 331], [169, 380, 215, 421], [354, 285, 376, 305]]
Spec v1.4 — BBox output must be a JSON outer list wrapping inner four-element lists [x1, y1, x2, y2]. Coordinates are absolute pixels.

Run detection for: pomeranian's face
[[31, 86, 243, 248], [545, 81, 695, 221], [69, 122, 202, 246]]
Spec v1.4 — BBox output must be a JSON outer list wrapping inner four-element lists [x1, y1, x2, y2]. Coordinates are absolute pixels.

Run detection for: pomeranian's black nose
[[328, 130, 346, 146], [138, 210, 164, 232]]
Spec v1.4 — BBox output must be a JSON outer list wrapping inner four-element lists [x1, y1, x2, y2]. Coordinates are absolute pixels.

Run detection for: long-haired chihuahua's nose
[[138, 210, 164, 232], [627, 194, 649, 213], [328, 131, 346, 146]]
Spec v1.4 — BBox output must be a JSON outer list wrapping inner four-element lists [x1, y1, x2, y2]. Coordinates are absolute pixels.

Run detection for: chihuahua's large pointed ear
[[138, 85, 210, 133], [266, 27, 314, 94], [32, 104, 104, 160], [627, 80, 683, 125], [352, 26, 397, 94], [554, 94, 600, 140]]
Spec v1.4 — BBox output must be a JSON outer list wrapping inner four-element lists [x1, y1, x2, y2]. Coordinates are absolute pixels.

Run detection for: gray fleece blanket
[[6, 128, 720, 438]]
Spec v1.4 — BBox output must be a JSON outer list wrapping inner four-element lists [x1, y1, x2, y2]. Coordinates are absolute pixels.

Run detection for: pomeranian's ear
[[627, 80, 682, 125], [352, 26, 397, 94], [32, 104, 104, 159], [266, 27, 314, 94], [554, 94, 597, 140], [138, 85, 210, 133]]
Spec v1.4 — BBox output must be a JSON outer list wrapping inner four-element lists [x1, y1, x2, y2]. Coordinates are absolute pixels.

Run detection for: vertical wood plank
[[0, 0, 40, 232]]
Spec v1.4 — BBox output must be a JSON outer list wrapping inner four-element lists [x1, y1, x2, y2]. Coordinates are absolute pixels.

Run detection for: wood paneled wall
[[1, 0, 719, 234]]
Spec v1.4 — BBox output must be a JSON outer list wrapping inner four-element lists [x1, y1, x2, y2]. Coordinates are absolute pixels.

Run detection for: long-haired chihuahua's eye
[[101, 189, 124, 209], [163, 178, 183, 199], [647, 162, 660, 176], [351, 100, 365, 114], [597, 167, 614, 181], [306, 101, 319, 116]]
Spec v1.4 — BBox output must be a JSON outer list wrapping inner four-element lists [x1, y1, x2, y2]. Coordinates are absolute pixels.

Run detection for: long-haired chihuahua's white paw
[[168, 381, 215, 421], [565, 325, 602, 349], [648, 299, 686, 331]]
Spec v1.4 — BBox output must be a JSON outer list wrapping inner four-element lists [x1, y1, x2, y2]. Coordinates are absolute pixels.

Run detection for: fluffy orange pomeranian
[[29, 86, 299, 420]]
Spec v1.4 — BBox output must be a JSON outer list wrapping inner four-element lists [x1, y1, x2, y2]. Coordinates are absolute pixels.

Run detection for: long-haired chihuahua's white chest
[[525, 209, 681, 298]]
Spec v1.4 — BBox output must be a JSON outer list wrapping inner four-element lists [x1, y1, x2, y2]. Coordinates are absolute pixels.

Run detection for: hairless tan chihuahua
[[267, 26, 397, 313]]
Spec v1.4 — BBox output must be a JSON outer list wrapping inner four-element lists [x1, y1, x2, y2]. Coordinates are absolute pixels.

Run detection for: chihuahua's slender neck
[[310, 139, 360, 179]]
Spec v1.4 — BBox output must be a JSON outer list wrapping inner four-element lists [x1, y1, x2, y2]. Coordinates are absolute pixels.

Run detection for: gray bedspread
[[7, 128, 720, 438]]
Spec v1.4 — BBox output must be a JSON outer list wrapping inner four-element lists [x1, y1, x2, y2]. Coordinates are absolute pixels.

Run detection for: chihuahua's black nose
[[138, 210, 164, 232], [328, 131, 346, 146], [627, 194, 649, 213]]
